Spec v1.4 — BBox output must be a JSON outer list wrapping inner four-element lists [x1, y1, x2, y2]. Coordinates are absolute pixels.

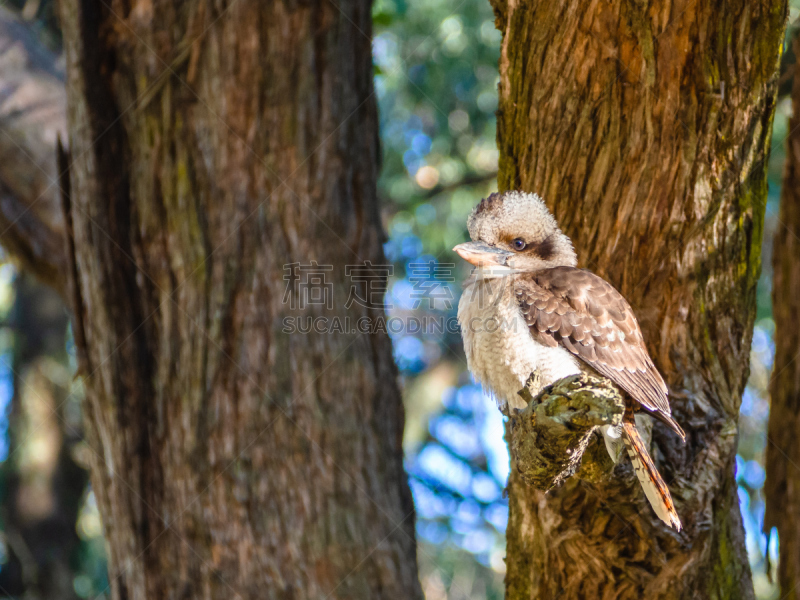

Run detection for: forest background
[[0, 0, 794, 598]]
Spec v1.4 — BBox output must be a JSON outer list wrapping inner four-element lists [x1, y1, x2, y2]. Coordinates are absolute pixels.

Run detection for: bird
[[453, 190, 684, 530]]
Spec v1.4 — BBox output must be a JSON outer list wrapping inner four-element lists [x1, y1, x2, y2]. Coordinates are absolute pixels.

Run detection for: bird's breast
[[458, 278, 581, 411]]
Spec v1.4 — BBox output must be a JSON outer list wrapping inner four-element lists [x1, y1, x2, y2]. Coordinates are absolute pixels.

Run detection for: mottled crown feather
[[467, 191, 577, 267]]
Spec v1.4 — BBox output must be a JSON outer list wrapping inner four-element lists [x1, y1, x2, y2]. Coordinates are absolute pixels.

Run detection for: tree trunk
[[0, 11, 88, 598], [58, 1, 421, 599], [0, 273, 85, 600], [489, 0, 786, 597], [765, 28, 800, 600]]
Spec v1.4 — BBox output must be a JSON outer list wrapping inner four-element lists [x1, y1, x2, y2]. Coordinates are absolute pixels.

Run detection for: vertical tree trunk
[[0, 11, 86, 597], [58, 1, 421, 599], [489, 0, 785, 597], [0, 273, 85, 600], [765, 29, 800, 600]]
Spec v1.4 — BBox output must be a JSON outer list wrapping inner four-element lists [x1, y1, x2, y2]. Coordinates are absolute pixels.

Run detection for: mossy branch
[[509, 374, 625, 490]]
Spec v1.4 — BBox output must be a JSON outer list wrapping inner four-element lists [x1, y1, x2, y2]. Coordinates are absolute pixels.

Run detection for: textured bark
[[510, 374, 624, 491], [764, 29, 800, 600], [489, 0, 786, 598], [0, 6, 67, 295], [58, 1, 421, 599]]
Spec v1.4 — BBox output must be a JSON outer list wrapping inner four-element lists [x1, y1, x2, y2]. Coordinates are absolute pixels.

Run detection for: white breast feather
[[458, 278, 581, 411]]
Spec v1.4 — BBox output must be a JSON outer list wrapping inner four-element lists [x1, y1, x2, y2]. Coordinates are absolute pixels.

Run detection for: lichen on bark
[[509, 374, 623, 490]]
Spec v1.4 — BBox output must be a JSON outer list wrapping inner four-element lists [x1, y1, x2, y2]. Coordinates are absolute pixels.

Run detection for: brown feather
[[622, 409, 682, 530], [514, 267, 685, 440]]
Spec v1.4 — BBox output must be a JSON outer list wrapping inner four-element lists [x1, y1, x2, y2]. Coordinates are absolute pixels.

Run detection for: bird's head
[[453, 191, 577, 273]]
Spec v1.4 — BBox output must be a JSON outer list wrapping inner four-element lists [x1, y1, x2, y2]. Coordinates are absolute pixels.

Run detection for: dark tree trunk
[[765, 28, 800, 600], [0, 11, 87, 599], [0, 273, 85, 600], [488, 0, 786, 597], [57, 1, 421, 599]]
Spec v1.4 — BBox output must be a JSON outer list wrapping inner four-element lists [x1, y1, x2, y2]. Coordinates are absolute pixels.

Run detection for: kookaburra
[[454, 191, 684, 530]]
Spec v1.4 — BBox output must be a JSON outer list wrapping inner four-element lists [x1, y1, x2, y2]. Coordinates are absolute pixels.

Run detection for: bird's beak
[[453, 241, 513, 267]]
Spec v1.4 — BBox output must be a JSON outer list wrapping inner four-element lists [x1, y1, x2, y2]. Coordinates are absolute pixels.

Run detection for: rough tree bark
[[765, 28, 800, 600], [509, 374, 626, 491], [57, 1, 421, 599], [489, 0, 786, 597]]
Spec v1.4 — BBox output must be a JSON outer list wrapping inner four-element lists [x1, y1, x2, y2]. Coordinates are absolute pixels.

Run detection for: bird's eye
[[512, 238, 526, 251]]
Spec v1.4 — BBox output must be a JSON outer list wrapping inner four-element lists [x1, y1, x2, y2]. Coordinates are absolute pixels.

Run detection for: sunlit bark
[[489, 0, 786, 597]]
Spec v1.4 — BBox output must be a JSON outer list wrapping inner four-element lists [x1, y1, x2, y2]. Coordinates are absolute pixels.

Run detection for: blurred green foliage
[[373, 0, 500, 262]]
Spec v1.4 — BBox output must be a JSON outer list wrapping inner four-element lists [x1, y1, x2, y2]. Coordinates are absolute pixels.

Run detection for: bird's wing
[[514, 267, 684, 439]]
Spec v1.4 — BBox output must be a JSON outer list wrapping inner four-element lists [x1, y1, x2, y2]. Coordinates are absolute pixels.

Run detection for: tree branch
[[418, 171, 498, 200], [509, 373, 624, 490], [0, 6, 67, 297]]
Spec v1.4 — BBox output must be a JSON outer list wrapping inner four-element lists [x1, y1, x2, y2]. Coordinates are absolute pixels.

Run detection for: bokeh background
[[0, 0, 797, 598]]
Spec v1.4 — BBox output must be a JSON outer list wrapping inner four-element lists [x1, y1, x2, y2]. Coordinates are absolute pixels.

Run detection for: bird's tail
[[622, 417, 682, 531]]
